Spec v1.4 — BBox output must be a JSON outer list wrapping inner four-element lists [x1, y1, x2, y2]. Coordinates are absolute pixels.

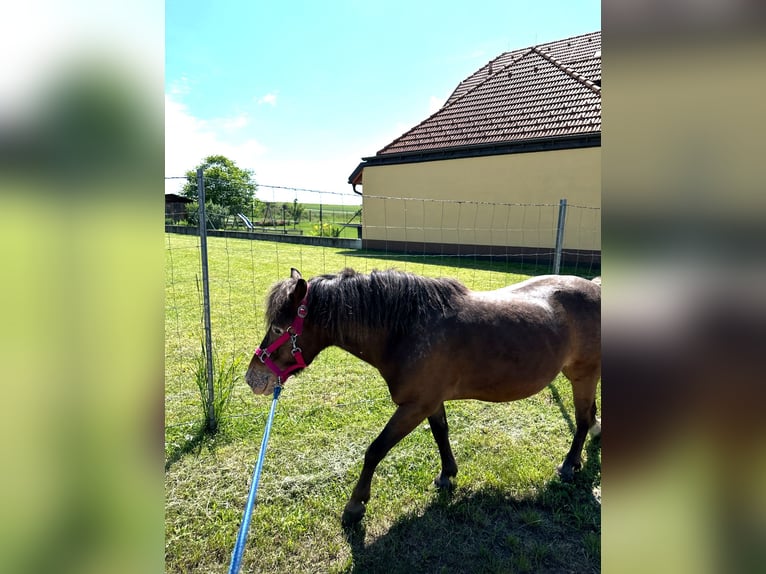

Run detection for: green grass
[[173, 203, 363, 239], [165, 233, 601, 573], [298, 203, 361, 237], [231, 202, 362, 239]]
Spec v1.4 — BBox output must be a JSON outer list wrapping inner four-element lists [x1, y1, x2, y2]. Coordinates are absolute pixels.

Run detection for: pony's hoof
[[341, 501, 366, 527], [433, 473, 455, 490], [556, 462, 580, 482]]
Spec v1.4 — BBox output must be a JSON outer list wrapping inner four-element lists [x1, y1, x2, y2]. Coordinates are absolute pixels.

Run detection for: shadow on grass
[[165, 424, 208, 472], [336, 249, 600, 279], [548, 382, 576, 435], [344, 437, 601, 574]]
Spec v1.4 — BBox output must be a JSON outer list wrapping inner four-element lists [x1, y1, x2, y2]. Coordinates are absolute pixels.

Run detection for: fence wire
[[164, 182, 600, 449]]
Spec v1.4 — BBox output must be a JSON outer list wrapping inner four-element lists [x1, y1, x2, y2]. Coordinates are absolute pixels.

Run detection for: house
[[349, 30, 601, 267], [165, 193, 193, 222]]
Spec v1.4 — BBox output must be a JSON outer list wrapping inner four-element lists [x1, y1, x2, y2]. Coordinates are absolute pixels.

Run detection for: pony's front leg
[[342, 402, 431, 526]]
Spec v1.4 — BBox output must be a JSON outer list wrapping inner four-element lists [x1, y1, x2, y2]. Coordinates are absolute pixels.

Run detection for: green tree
[[185, 201, 228, 229], [292, 199, 305, 224], [182, 155, 258, 216]]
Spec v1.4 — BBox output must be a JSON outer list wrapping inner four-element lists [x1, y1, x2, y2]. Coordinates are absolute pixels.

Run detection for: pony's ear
[[291, 277, 308, 305], [290, 268, 302, 280]]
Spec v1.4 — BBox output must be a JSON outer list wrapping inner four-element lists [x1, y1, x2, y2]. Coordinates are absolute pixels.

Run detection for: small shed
[[165, 193, 192, 222]]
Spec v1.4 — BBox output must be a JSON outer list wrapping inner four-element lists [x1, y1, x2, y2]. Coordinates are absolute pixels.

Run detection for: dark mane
[[268, 268, 468, 339]]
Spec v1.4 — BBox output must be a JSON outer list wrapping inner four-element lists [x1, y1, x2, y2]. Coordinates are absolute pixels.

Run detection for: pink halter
[[254, 287, 309, 384]]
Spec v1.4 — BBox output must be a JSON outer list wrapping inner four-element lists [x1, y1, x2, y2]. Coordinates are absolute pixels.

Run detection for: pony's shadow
[[344, 438, 600, 574]]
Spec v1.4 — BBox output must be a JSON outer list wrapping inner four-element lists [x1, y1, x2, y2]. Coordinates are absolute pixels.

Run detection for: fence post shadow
[[164, 424, 207, 472], [547, 380, 575, 434]]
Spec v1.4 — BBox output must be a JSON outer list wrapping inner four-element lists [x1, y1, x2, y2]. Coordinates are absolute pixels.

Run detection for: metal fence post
[[198, 167, 216, 431], [553, 198, 567, 274]]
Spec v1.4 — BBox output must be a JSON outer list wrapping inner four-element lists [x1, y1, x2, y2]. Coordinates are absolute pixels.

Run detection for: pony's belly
[[451, 370, 560, 402]]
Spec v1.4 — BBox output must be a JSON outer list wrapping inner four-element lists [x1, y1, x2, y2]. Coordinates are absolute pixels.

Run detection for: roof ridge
[[377, 49, 535, 155], [538, 29, 600, 46], [531, 46, 601, 94], [444, 49, 518, 107], [445, 47, 535, 107]]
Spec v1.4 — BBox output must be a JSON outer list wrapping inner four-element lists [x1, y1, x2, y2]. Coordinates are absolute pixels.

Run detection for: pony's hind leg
[[558, 365, 600, 481], [428, 403, 458, 488], [588, 400, 601, 438]]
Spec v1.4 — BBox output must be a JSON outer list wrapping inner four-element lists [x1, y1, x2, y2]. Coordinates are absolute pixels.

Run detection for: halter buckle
[[255, 288, 309, 384]]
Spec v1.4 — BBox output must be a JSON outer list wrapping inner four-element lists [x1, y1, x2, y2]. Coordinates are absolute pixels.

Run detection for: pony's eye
[[272, 326, 285, 336]]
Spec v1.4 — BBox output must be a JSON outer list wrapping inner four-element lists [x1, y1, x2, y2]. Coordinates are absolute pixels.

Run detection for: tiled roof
[[377, 31, 601, 156]]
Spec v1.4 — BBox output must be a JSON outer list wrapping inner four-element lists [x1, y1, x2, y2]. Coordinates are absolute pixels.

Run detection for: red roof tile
[[377, 31, 601, 156]]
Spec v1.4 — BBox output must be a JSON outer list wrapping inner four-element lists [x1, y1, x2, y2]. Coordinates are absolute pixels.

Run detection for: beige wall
[[361, 147, 600, 251]]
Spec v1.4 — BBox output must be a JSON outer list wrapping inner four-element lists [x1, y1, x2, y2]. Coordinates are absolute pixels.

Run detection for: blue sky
[[166, 0, 600, 203]]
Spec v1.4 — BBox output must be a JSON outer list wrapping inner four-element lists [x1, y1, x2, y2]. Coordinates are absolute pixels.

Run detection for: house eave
[[348, 132, 600, 189], [368, 132, 600, 164]]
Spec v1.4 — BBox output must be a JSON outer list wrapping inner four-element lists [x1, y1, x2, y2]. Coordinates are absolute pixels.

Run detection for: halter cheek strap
[[254, 289, 309, 384]]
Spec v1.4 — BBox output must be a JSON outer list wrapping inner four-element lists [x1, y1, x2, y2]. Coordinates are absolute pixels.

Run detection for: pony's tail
[[591, 276, 602, 287]]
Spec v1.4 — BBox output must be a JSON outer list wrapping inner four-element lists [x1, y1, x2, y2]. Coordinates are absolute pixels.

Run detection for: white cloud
[[164, 92, 408, 204], [164, 93, 361, 202], [168, 75, 192, 96], [165, 94, 266, 194], [257, 92, 277, 106], [219, 114, 249, 130], [254, 156, 361, 203]]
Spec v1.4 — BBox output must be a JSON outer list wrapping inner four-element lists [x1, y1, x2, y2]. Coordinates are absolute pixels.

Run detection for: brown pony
[[246, 268, 601, 526]]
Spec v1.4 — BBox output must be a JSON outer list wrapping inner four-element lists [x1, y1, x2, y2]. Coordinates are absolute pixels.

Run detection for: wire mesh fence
[[164, 180, 600, 451], [165, 179, 364, 239]]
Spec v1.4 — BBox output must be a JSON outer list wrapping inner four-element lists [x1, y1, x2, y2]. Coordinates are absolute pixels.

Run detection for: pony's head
[[246, 268, 314, 395]]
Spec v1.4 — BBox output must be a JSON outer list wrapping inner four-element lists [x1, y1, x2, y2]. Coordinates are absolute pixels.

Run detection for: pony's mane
[[312, 268, 468, 338], [266, 268, 468, 339]]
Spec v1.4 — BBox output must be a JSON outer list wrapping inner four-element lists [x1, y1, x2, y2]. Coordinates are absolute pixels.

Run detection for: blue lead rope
[[227, 385, 282, 574]]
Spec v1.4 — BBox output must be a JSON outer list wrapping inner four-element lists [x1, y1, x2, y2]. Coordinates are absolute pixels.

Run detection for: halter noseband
[[254, 287, 309, 384]]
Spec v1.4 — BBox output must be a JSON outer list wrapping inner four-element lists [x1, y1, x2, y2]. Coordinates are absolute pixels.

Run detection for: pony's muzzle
[[245, 366, 276, 395]]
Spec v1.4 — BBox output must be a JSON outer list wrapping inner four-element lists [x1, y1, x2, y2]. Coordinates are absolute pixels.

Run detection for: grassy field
[[299, 203, 361, 217], [165, 233, 601, 573], [237, 203, 362, 239]]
